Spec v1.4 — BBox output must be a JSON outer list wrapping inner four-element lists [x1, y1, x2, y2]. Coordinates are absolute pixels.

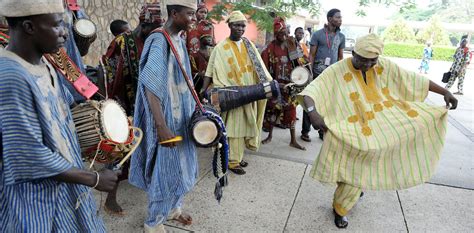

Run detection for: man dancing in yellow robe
[[298, 34, 458, 228]]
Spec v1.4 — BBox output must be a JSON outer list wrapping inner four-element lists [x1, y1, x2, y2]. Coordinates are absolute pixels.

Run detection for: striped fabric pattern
[[0, 50, 105, 232], [300, 57, 448, 190], [129, 32, 198, 202], [205, 38, 271, 141]]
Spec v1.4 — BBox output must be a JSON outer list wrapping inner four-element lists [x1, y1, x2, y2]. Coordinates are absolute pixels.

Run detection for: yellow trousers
[[228, 137, 257, 168], [333, 182, 362, 216]]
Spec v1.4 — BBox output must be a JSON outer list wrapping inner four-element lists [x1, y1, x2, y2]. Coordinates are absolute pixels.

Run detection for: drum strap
[[44, 48, 99, 99], [241, 37, 268, 84], [151, 28, 205, 112]]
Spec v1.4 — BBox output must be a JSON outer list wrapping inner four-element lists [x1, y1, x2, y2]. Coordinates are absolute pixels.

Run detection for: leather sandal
[[229, 166, 246, 175], [239, 160, 248, 167], [300, 134, 311, 142], [333, 209, 349, 228]]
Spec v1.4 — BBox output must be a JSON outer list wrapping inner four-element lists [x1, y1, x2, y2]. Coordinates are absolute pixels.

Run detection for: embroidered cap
[[226, 11, 247, 23], [354, 33, 384, 59], [0, 0, 65, 17]]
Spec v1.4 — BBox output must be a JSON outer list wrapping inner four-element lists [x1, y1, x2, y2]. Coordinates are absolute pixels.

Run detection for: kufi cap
[[226, 11, 247, 23], [0, 0, 65, 17], [354, 33, 384, 59], [161, 0, 197, 20], [273, 17, 286, 34], [166, 0, 198, 10]]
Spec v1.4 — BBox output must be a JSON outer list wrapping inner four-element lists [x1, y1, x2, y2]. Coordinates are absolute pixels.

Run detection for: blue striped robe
[[0, 50, 105, 232], [130, 32, 198, 201]]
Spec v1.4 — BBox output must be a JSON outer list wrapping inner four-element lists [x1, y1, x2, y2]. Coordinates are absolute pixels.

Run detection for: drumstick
[[159, 136, 183, 145], [113, 127, 143, 170]]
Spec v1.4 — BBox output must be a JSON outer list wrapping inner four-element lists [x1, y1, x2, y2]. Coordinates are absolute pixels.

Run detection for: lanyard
[[325, 30, 332, 49]]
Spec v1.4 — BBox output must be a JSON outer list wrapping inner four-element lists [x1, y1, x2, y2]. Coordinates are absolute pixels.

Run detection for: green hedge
[[383, 43, 456, 61]]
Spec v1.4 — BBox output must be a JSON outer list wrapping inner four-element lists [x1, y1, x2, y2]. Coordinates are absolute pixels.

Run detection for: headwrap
[[197, 3, 207, 12], [0, 0, 65, 17], [200, 25, 213, 39], [139, 2, 163, 24], [226, 11, 247, 23], [273, 17, 286, 34], [354, 33, 384, 59]]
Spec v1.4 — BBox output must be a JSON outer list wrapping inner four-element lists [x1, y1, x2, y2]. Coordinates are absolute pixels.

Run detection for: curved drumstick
[[113, 127, 143, 170]]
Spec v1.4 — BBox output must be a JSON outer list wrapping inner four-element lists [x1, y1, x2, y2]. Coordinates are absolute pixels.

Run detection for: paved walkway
[[95, 57, 474, 232]]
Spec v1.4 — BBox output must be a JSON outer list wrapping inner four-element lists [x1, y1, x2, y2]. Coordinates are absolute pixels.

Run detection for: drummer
[[261, 17, 306, 150], [0, 0, 120, 231]]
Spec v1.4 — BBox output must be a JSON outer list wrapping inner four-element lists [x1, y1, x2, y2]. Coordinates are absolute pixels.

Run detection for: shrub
[[383, 43, 456, 61], [382, 19, 416, 43]]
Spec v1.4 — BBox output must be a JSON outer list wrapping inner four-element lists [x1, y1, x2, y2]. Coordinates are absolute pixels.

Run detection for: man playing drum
[[129, 1, 198, 232], [102, 2, 164, 215], [261, 17, 306, 151], [0, 0, 120, 231], [205, 11, 273, 175]]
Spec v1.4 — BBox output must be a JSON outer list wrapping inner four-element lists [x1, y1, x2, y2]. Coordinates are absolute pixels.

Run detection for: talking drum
[[73, 18, 97, 56], [207, 80, 281, 113], [290, 66, 311, 87], [71, 100, 137, 164], [189, 105, 223, 148]]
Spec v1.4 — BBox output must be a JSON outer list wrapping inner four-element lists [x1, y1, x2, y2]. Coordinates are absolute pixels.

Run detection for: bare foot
[[104, 199, 124, 216], [262, 136, 272, 144], [170, 212, 193, 225], [290, 141, 306, 150]]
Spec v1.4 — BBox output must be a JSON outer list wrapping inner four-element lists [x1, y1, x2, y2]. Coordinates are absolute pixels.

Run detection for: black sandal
[[300, 134, 311, 142], [333, 209, 349, 228], [229, 166, 246, 175], [239, 160, 248, 167]]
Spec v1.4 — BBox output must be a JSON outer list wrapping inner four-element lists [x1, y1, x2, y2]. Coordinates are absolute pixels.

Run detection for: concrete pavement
[[95, 58, 473, 232]]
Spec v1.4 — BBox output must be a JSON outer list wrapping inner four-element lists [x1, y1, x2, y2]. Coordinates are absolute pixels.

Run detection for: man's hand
[[444, 92, 458, 110], [157, 126, 178, 147], [308, 111, 328, 132], [94, 169, 121, 192]]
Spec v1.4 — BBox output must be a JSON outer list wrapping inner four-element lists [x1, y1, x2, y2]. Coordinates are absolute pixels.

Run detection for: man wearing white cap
[[205, 11, 272, 175], [298, 33, 457, 228], [129, 0, 198, 232], [0, 0, 120, 232]]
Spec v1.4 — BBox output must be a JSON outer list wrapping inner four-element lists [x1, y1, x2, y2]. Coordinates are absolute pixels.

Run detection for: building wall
[[78, 0, 156, 65], [205, 0, 265, 47]]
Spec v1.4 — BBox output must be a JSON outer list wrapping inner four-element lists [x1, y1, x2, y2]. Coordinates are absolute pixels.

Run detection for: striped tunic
[[205, 38, 271, 141], [129, 32, 198, 200], [0, 50, 105, 232], [300, 57, 448, 190]]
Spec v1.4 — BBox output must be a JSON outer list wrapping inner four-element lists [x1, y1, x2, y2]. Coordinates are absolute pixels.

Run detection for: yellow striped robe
[[300, 57, 448, 190]]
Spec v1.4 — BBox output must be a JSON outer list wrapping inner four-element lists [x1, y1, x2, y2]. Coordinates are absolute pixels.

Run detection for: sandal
[[239, 160, 248, 167], [333, 209, 349, 228], [229, 166, 246, 175], [300, 134, 311, 142]]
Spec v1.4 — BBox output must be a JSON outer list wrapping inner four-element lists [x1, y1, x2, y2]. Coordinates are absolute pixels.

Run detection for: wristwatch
[[306, 106, 315, 113]]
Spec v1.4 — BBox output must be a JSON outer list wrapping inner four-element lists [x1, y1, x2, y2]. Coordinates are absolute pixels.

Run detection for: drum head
[[193, 120, 218, 146], [101, 100, 129, 143], [291, 67, 310, 86], [74, 19, 96, 37]]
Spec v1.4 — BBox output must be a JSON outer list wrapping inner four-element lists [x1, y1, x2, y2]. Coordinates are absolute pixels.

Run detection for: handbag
[[442, 72, 451, 83]]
